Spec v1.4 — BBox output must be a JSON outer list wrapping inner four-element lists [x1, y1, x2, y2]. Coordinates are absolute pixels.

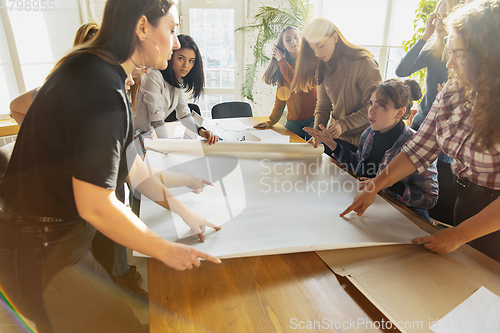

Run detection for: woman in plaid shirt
[[306, 79, 438, 222], [342, 0, 500, 262]]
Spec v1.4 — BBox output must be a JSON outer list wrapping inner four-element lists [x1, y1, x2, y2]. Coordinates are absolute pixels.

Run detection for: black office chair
[[165, 103, 201, 122], [211, 101, 252, 119]]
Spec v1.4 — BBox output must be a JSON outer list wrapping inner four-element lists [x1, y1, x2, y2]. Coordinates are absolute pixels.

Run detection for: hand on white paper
[[161, 242, 221, 270], [253, 121, 272, 129], [411, 228, 465, 254], [181, 210, 221, 242], [185, 176, 213, 194], [199, 128, 219, 145], [340, 187, 377, 217], [304, 125, 337, 151]]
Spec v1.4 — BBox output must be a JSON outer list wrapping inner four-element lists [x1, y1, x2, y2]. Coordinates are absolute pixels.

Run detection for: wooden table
[[147, 117, 401, 332]]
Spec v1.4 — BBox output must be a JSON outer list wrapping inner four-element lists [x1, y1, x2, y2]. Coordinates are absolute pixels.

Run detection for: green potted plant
[[235, 0, 314, 102]]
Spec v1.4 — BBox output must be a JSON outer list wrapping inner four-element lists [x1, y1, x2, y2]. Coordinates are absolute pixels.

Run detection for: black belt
[[455, 176, 500, 198]]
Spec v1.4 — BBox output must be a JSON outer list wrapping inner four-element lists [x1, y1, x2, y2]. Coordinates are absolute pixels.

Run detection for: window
[[0, 0, 83, 116], [320, 0, 420, 79], [180, 0, 244, 118]]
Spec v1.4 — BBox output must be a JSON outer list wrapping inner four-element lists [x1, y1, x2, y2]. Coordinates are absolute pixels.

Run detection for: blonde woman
[[291, 18, 382, 151], [396, 0, 463, 131], [254, 26, 317, 140]]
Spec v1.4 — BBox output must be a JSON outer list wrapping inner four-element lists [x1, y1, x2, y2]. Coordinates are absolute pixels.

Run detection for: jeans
[[0, 216, 145, 333], [408, 206, 431, 223], [285, 116, 314, 141]]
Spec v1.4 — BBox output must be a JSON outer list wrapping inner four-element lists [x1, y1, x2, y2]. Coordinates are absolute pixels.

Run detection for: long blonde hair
[[423, 0, 463, 61], [262, 26, 301, 86], [291, 18, 373, 93]]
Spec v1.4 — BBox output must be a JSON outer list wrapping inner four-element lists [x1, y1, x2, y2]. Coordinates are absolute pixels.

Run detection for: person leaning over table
[[340, 0, 500, 263], [9, 22, 152, 304], [0, 1, 221, 332], [253, 26, 317, 141], [306, 79, 438, 222], [134, 34, 217, 143], [291, 18, 382, 152]]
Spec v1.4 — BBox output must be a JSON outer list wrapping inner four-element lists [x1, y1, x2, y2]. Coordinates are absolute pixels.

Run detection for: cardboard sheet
[[316, 241, 500, 333], [134, 152, 429, 259]]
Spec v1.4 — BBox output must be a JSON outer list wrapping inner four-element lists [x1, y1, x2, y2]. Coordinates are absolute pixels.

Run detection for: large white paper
[[144, 138, 323, 156], [248, 129, 290, 143], [430, 287, 500, 333], [216, 120, 252, 131], [135, 153, 429, 259]]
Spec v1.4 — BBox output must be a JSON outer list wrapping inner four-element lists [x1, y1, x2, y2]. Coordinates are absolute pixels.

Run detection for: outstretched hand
[[304, 124, 337, 151], [181, 210, 221, 242], [185, 177, 213, 194], [411, 227, 465, 254], [340, 186, 378, 217], [254, 121, 272, 129], [162, 242, 221, 271]]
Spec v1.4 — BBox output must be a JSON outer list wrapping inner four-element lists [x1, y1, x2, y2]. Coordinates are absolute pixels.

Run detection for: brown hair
[[262, 26, 301, 86], [446, 0, 500, 150], [73, 22, 99, 47], [291, 18, 373, 93], [363, 79, 422, 121]]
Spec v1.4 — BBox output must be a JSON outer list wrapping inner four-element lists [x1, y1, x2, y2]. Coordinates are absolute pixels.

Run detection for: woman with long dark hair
[[0, 1, 220, 332], [135, 34, 217, 143], [253, 26, 317, 140]]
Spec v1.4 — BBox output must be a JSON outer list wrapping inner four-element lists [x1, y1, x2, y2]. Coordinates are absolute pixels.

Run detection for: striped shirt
[[402, 81, 500, 190]]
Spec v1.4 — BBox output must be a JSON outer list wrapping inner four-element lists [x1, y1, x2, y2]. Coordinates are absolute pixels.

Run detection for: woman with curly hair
[[341, 0, 500, 262], [306, 79, 438, 222]]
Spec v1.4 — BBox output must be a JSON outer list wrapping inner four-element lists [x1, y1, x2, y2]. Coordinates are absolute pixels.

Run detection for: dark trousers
[[453, 177, 500, 262], [0, 217, 145, 333], [428, 159, 457, 225]]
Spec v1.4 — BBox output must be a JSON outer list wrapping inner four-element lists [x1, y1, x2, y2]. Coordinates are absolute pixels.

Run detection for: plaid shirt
[[402, 81, 500, 190], [334, 125, 438, 209]]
